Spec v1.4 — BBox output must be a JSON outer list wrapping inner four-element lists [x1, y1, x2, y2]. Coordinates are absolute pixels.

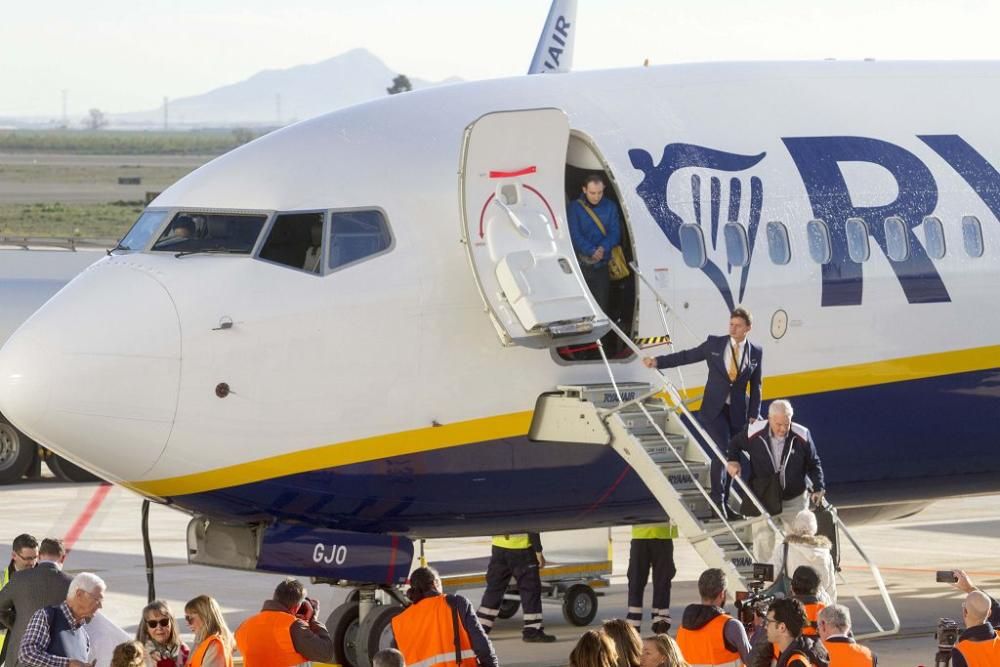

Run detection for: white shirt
[[303, 246, 322, 273]]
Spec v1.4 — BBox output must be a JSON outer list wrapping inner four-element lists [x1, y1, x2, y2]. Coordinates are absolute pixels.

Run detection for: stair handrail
[[825, 502, 901, 640], [600, 317, 785, 537], [595, 334, 785, 570], [598, 314, 899, 638]]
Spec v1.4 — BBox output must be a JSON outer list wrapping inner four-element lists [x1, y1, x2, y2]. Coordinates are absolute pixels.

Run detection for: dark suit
[[0, 561, 72, 666], [654, 335, 763, 507], [727, 421, 824, 501]]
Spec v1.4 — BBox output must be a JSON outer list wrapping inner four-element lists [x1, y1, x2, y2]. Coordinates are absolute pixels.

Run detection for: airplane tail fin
[[528, 0, 577, 74]]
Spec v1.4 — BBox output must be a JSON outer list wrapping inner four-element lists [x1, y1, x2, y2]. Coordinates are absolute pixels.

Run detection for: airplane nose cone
[[0, 261, 181, 481]]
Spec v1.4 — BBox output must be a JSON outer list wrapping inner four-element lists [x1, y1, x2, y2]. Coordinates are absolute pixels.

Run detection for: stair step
[[677, 490, 717, 521], [618, 408, 669, 435], [640, 441, 684, 465], [557, 383, 653, 409], [659, 463, 711, 491]]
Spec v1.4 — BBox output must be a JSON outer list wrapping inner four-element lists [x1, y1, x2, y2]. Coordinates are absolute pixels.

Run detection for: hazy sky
[[3, 0, 999, 118]]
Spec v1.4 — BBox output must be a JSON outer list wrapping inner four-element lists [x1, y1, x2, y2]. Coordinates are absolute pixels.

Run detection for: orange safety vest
[[824, 639, 874, 666], [954, 634, 1000, 667], [801, 601, 826, 637], [391, 595, 477, 667], [235, 610, 308, 667], [189, 634, 234, 667], [675, 613, 742, 666]]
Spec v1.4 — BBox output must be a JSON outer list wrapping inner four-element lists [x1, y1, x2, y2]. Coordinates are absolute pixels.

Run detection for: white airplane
[[1, 59, 998, 659], [0, 242, 104, 482]]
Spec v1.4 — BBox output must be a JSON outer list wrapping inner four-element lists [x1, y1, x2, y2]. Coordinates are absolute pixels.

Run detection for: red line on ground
[[63, 483, 112, 552]]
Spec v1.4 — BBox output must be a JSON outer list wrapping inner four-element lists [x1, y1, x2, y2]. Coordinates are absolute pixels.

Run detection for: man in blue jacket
[[567, 174, 621, 313], [642, 308, 763, 517]]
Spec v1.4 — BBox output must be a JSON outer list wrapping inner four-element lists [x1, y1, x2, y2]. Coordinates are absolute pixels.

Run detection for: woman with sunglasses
[[136, 600, 189, 667], [184, 595, 234, 667]]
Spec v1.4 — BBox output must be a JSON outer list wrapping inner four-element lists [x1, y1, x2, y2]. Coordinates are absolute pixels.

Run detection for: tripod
[[934, 648, 952, 667]]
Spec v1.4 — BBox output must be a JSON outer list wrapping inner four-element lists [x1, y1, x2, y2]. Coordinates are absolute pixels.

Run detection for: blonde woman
[[569, 629, 619, 667], [602, 619, 642, 667], [639, 634, 689, 667], [771, 509, 837, 603], [184, 595, 234, 667], [136, 600, 189, 667]]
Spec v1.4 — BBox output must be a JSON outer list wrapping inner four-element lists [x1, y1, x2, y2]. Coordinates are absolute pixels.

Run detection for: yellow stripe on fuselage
[[129, 344, 1000, 497], [129, 411, 532, 497]]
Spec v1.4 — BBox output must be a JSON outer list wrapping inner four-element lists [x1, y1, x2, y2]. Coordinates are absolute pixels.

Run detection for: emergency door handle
[[492, 197, 532, 238]]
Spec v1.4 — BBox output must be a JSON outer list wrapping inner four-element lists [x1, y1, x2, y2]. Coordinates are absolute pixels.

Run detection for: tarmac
[[1, 476, 997, 666]]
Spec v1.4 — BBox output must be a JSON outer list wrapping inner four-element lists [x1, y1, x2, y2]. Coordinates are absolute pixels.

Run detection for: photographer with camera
[[950, 569, 1000, 628], [234, 578, 334, 666], [676, 568, 751, 666], [765, 598, 829, 667], [949, 591, 1000, 667]]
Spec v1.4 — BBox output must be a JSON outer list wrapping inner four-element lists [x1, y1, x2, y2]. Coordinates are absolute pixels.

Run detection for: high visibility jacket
[[676, 613, 741, 666], [235, 610, 307, 667], [631, 523, 679, 539], [189, 634, 234, 667], [0, 564, 9, 645], [954, 634, 1000, 666], [824, 638, 874, 666], [492, 534, 530, 549], [781, 653, 813, 667], [800, 600, 826, 637], [392, 595, 477, 667]]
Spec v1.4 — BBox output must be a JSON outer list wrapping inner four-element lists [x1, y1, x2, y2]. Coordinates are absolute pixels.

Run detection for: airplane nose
[[0, 261, 181, 481]]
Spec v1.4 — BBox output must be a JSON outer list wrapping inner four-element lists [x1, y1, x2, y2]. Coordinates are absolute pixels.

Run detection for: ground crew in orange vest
[[817, 604, 876, 666], [626, 521, 678, 633], [393, 567, 497, 667], [951, 590, 1000, 667], [765, 598, 829, 667], [235, 578, 334, 667], [791, 566, 827, 638], [0, 534, 38, 664], [676, 568, 751, 666]]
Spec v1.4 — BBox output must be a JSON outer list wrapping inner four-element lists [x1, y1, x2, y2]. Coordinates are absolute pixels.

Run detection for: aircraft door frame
[[459, 108, 609, 348]]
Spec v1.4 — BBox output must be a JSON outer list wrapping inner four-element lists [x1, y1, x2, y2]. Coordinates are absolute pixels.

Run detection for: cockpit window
[[329, 210, 392, 270], [151, 212, 267, 254], [118, 210, 169, 251], [259, 212, 325, 273]]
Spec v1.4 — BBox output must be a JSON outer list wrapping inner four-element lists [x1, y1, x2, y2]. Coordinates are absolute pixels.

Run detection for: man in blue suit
[[642, 307, 762, 517]]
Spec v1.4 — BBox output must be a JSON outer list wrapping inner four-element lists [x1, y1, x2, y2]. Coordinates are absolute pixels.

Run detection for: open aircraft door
[[459, 108, 609, 348]]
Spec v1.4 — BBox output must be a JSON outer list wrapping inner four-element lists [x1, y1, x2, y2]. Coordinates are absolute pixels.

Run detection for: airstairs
[[531, 264, 900, 639]]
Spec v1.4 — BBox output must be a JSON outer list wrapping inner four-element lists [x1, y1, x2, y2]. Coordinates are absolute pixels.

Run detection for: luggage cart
[[425, 528, 612, 627]]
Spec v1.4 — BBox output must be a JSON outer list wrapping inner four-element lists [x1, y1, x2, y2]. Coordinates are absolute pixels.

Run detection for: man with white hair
[[817, 604, 876, 665], [18, 572, 104, 667], [952, 590, 1000, 666], [727, 399, 825, 560]]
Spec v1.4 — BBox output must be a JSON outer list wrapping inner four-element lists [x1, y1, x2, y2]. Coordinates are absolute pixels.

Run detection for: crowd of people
[[0, 525, 996, 666]]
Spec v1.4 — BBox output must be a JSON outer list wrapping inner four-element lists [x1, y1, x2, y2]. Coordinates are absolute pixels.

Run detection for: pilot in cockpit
[[302, 220, 323, 273]]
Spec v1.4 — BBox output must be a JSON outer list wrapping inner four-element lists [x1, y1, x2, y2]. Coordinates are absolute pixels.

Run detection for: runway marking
[[63, 483, 112, 552], [842, 564, 1000, 578]]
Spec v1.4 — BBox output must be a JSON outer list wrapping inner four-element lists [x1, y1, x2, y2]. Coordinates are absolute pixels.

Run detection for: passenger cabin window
[[118, 210, 168, 251], [679, 224, 707, 268], [884, 217, 910, 262], [259, 212, 325, 273], [766, 221, 791, 265], [329, 210, 392, 270], [846, 218, 871, 263], [723, 223, 750, 267], [151, 212, 267, 254], [806, 219, 832, 264], [923, 216, 946, 259], [962, 215, 984, 258]]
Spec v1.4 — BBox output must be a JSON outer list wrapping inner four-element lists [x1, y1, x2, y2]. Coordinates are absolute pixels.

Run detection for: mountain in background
[[113, 48, 461, 127]]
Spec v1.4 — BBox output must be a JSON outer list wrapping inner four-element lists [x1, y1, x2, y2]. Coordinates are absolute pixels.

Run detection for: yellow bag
[[608, 245, 630, 281], [578, 200, 630, 281]]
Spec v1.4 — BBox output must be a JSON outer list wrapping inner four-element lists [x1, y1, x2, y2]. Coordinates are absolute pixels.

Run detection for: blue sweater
[[567, 197, 621, 267]]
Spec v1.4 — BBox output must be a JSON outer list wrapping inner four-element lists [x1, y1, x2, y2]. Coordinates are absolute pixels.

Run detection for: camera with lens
[[734, 563, 777, 632], [933, 617, 960, 666]]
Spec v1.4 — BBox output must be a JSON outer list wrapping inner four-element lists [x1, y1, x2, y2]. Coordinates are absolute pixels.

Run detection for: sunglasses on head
[[146, 618, 171, 629]]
